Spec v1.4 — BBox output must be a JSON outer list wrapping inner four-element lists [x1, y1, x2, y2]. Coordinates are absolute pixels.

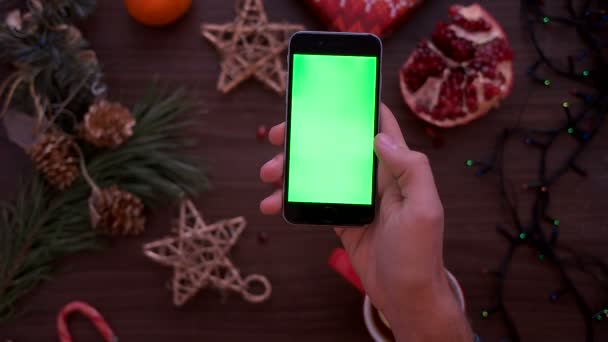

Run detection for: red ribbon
[[328, 248, 365, 294], [57, 301, 117, 342]]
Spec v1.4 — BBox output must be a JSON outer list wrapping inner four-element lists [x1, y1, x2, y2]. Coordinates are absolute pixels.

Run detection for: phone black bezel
[[283, 31, 382, 226]]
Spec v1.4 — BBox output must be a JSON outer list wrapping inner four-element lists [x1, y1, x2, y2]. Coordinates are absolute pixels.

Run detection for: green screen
[[288, 54, 377, 205]]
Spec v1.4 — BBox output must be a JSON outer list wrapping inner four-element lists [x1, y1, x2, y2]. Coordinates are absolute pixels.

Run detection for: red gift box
[[303, 0, 425, 37]]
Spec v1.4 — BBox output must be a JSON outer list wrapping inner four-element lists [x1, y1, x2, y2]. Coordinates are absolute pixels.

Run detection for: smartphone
[[283, 31, 382, 226]]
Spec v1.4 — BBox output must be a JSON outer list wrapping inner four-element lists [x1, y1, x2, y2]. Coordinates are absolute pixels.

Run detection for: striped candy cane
[[57, 301, 118, 342]]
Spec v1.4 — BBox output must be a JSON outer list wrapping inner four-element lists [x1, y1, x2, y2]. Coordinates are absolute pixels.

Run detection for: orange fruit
[[124, 0, 192, 27]]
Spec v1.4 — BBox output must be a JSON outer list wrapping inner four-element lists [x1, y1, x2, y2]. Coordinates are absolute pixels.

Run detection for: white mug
[[363, 270, 466, 342]]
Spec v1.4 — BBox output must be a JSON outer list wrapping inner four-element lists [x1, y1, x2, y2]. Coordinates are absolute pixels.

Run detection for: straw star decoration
[[201, 0, 304, 95], [143, 200, 271, 306]]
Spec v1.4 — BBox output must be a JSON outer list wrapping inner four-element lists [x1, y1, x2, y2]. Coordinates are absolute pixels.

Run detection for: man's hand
[[259, 104, 473, 341]]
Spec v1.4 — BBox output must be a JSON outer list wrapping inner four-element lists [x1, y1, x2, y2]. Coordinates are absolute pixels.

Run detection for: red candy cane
[[57, 301, 117, 342]]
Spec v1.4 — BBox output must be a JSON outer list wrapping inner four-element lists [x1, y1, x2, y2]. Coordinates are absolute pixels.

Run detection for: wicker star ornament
[[201, 0, 304, 95], [143, 200, 271, 306]]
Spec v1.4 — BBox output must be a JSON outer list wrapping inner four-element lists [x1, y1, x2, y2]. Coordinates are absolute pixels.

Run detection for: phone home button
[[321, 206, 336, 224]]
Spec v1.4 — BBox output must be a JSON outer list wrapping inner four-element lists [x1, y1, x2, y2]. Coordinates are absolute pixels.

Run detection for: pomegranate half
[[400, 3, 514, 128]]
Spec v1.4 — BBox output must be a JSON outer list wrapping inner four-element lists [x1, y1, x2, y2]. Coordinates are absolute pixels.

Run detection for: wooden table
[[2, 1, 607, 341]]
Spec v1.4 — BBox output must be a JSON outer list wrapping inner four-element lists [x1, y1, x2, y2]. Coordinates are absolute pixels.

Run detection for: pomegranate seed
[[402, 42, 446, 92], [466, 100, 478, 112], [432, 22, 475, 62], [451, 14, 492, 32], [431, 72, 466, 119], [484, 84, 500, 100], [475, 38, 513, 62], [451, 68, 466, 84], [465, 83, 479, 112], [482, 66, 495, 78], [256, 125, 267, 141], [448, 109, 465, 119], [448, 6, 460, 17], [430, 107, 447, 119]]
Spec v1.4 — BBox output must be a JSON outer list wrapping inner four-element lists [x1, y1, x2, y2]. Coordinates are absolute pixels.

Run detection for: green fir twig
[[0, 86, 209, 321]]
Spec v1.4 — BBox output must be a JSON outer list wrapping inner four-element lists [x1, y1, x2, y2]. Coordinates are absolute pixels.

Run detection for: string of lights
[[468, 1, 608, 341]]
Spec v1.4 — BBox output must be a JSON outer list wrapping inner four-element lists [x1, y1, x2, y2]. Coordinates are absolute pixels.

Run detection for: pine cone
[[89, 185, 146, 236], [27, 132, 79, 190], [81, 101, 135, 148], [5, 10, 23, 30]]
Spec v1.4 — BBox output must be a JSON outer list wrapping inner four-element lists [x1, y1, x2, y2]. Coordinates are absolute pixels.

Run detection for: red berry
[[257, 231, 269, 244], [256, 125, 267, 141]]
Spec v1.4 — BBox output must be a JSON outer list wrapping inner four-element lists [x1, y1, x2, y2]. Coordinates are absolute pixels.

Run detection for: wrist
[[383, 272, 472, 342]]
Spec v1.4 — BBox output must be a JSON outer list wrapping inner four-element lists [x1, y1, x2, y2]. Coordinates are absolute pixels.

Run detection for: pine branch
[[0, 176, 100, 321], [0, 0, 208, 323], [86, 85, 209, 204], [0, 85, 209, 321]]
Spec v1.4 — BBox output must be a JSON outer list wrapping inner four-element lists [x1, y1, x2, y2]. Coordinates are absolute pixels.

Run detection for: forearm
[[390, 303, 473, 341]]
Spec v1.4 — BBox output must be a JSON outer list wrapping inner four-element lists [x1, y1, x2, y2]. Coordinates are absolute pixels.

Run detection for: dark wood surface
[[2, 1, 608, 341]]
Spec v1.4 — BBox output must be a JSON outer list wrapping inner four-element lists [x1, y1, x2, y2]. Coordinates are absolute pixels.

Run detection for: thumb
[[374, 133, 439, 207]]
